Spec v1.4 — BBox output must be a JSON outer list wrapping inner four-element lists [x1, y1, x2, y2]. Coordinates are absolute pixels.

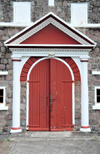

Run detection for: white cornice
[[70, 23, 100, 28], [6, 44, 95, 47], [11, 48, 90, 59], [10, 48, 91, 52], [0, 22, 33, 27], [0, 21, 100, 29]]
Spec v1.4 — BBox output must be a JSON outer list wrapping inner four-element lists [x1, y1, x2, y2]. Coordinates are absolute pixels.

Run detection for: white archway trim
[[26, 57, 75, 129], [27, 57, 74, 81]]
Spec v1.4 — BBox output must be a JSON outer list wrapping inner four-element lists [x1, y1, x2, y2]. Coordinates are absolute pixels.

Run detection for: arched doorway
[[27, 58, 74, 131]]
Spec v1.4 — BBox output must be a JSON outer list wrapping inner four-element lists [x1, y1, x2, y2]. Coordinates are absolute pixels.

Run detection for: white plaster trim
[[0, 71, 8, 75], [26, 82, 29, 127], [4, 12, 96, 46], [0, 21, 100, 29], [27, 57, 74, 81], [10, 129, 22, 134], [10, 48, 92, 52], [11, 48, 90, 61], [10, 17, 90, 45], [0, 106, 8, 110], [80, 128, 91, 132], [26, 57, 75, 128], [92, 105, 100, 110], [92, 71, 100, 75], [72, 82, 75, 125], [0, 22, 33, 27], [6, 44, 95, 47], [71, 23, 100, 28]]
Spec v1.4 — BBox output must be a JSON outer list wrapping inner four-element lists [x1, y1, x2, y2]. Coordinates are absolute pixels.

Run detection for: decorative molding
[[0, 71, 8, 75], [10, 48, 91, 52], [11, 17, 90, 45], [92, 71, 100, 75], [10, 48, 90, 60]]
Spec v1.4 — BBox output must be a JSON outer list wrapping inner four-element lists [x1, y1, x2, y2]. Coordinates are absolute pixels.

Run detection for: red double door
[[28, 59, 73, 131]]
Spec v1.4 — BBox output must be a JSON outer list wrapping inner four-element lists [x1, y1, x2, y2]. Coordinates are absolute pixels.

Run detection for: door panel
[[50, 59, 73, 131], [28, 59, 50, 131]]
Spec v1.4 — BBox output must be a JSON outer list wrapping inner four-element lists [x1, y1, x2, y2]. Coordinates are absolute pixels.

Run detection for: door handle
[[51, 98, 56, 102], [50, 95, 56, 102]]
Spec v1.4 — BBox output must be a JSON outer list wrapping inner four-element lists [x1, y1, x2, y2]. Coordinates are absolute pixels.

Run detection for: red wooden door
[[50, 59, 73, 131], [28, 60, 50, 131], [28, 59, 73, 131]]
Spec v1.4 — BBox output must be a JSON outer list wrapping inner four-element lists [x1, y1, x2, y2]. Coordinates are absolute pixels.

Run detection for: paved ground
[[0, 131, 100, 154]]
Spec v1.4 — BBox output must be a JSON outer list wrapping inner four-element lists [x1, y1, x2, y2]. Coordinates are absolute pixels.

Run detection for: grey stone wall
[[0, 27, 24, 132], [0, 0, 100, 132]]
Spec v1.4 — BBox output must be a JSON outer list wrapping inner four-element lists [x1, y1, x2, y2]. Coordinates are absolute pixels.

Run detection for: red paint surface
[[21, 24, 80, 45], [20, 57, 81, 82], [12, 59, 21, 61], [81, 126, 89, 128], [50, 59, 73, 131], [12, 127, 21, 130], [28, 60, 50, 131], [81, 60, 89, 62], [28, 59, 73, 131]]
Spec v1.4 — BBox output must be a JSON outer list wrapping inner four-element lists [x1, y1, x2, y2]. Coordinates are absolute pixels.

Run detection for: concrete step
[[9, 131, 100, 141]]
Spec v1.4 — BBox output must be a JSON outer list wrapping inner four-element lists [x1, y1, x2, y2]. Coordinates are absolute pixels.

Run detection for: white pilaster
[[10, 59, 22, 133], [80, 60, 91, 132]]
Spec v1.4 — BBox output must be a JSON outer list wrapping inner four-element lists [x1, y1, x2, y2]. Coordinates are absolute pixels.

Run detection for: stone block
[[0, 64, 5, 69], [6, 64, 13, 70], [63, 1, 68, 7], [1, 47, 6, 53], [2, 35, 9, 41], [5, 53, 11, 59], [20, 103, 26, 110], [0, 119, 6, 126], [5, 114, 12, 120], [0, 41, 3, 46], [75, 119, 80, 126], [21, 115, 26, 120], [0, 127, 3, 133], [1, 58, 8, 64], [92, 120, 98, 125], [22, 120, 26, 126]]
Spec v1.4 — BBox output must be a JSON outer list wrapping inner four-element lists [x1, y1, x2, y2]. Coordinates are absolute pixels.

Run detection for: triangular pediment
[[4, 12, 96, 48], [21, 24, 80, 45]]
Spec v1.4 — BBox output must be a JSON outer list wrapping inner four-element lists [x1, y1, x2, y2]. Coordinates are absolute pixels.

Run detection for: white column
[[10, 59, 22, 133], [80, 60, 91, 132]]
